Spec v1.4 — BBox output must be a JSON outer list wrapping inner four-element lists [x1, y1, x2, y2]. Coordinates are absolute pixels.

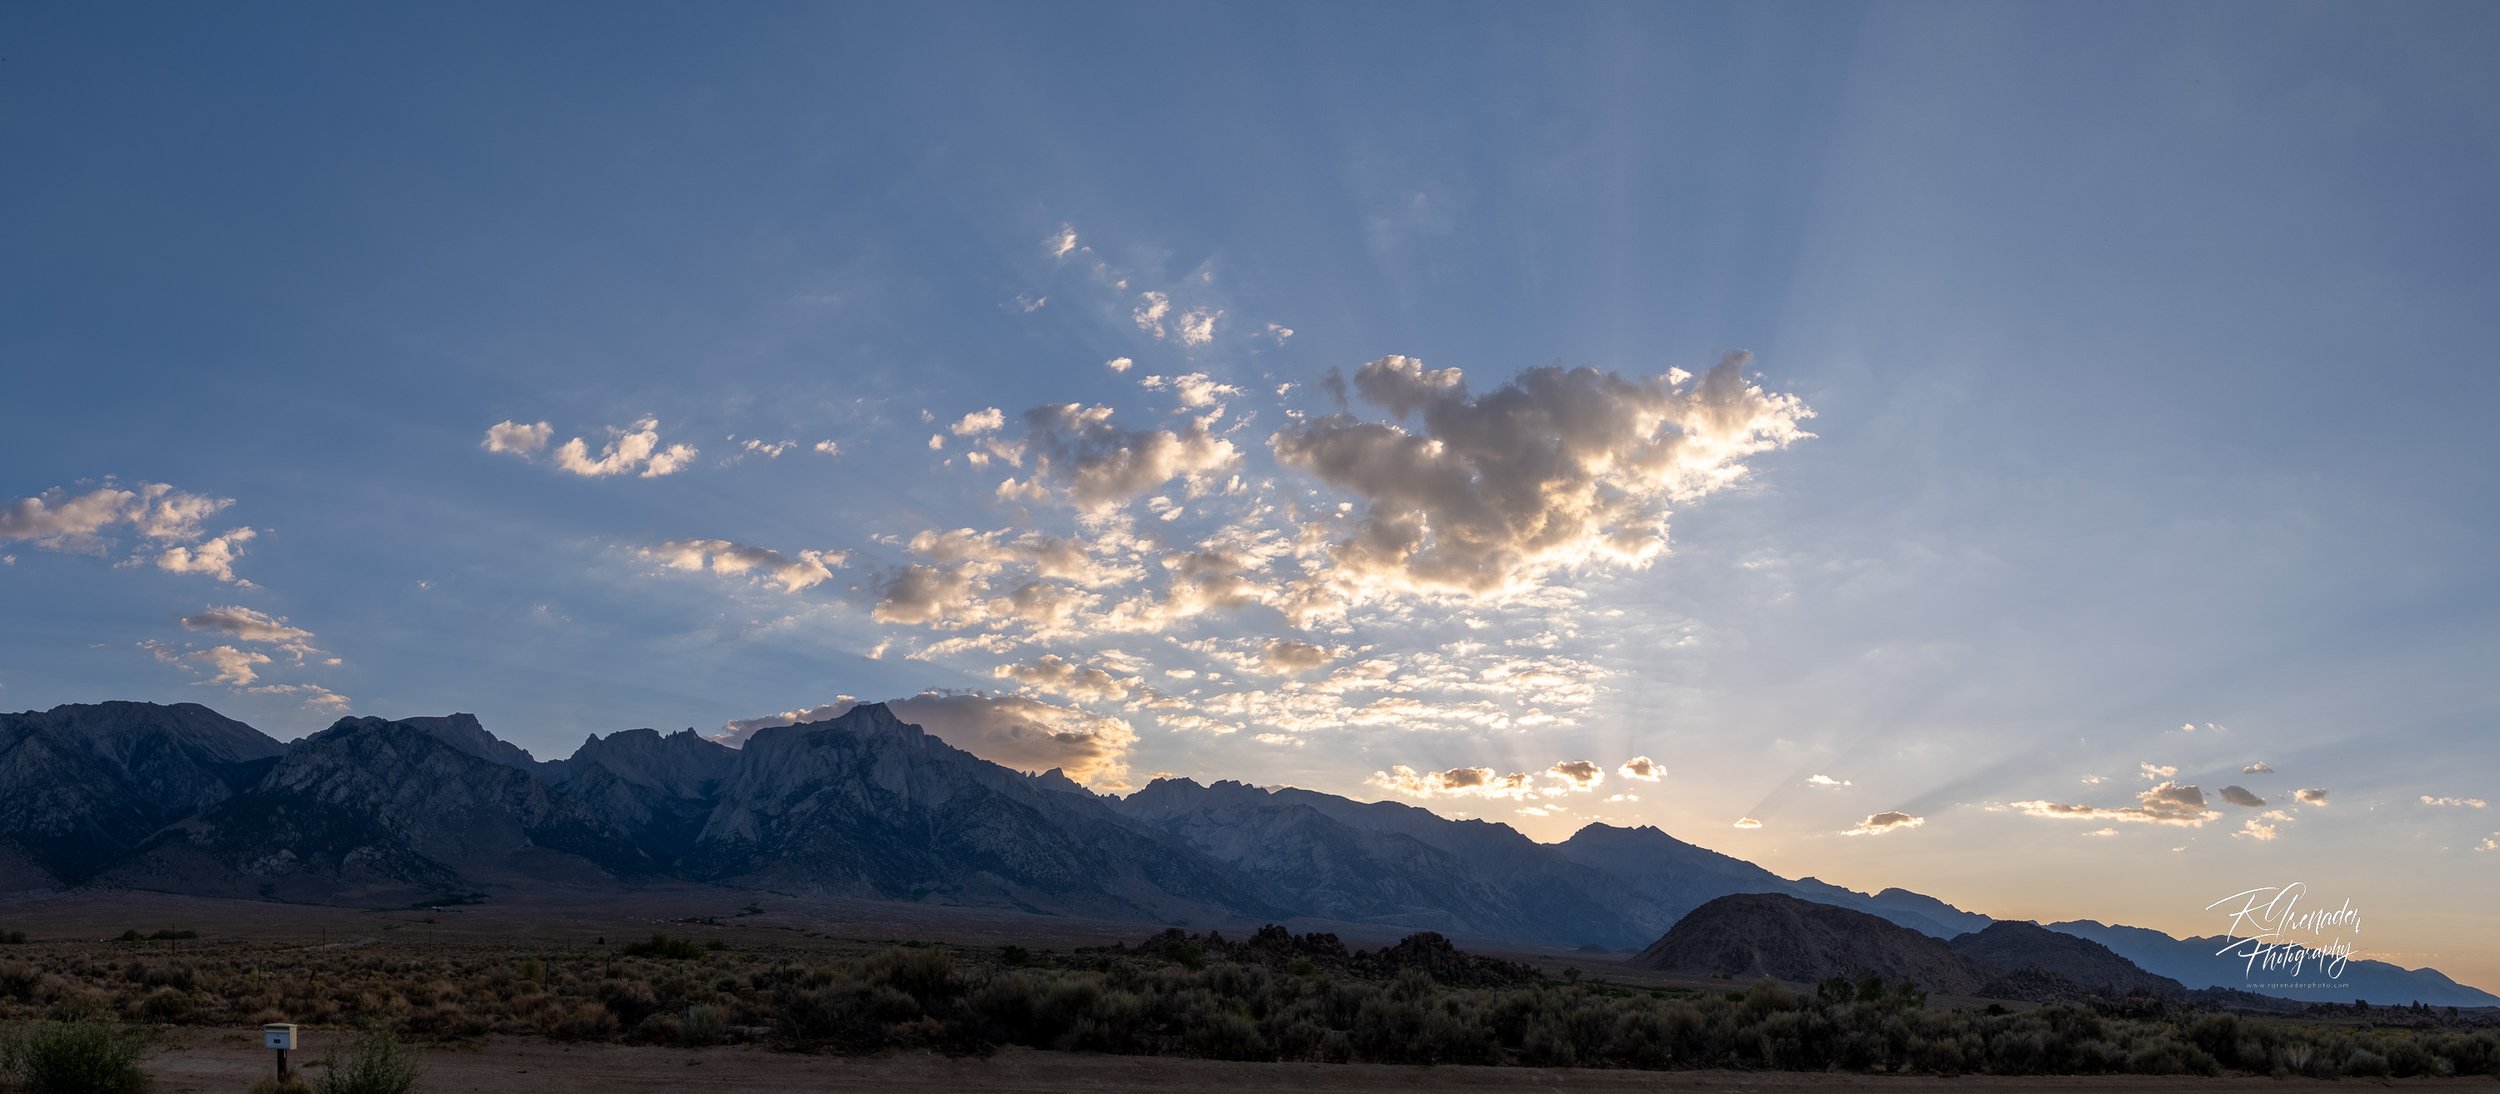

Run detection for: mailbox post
[[263, 1023, 297, 1081]]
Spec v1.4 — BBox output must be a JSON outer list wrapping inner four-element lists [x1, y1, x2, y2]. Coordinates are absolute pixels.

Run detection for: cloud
[[483, 420, 553, 455], [873, 563, 980, 626], [738, 438, 795, 459], [950, 408, 1006, 437], [1049, 225, 1079, 259], [2421, 795, 2487, 809], [2081, 774, 2109, 786], [1617, 756, 1663, 782], [181, 605, 318, 659], [2085, 827, 2119, 838], [1369, 758, 1609, 800], [645, 538, 847, 593], [2294, 788, 2330, 806], [1268, 353, 1813, 614], [1806, 773, 1852, 788], [1133, 291, 1171, 338], [1107, 356, 1134, 374], [2479, 836, 2499, 854], [1368, 765, 1538, 800], [718, 692, 1137, 789], [2243, 761, 2273, 774], [813, 440, 842, 456], [1258, 638, 1334, 674], [144, 640, 270, 686], [1264, 322, 1294, 344], [246, 682, 351, 712], [154, 528, 256, 583], [2235, 818, 2280, 841], [997, 403, 1240, 514], [1547, 759, 1604, 791], [1842, 811, 1924, 837], [2140, 762, 2178, 780], [1177, 307, 1220, 346], [4, 483, 251, 580], [504, 417, 700, 478], [993, 654, 1136, 703], [2009, 781, 2223, 827], [2218, 785, 2268, 808], [1141, 372, 1241, 409], [1732, 817, 1763, 830]]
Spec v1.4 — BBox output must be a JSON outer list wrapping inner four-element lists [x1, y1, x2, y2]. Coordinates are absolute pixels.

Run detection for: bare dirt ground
[[135, 1027, 2473, 1094]]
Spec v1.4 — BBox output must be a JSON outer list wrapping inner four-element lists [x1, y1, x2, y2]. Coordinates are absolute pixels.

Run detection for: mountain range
[[3, 700, 2491, 1008]]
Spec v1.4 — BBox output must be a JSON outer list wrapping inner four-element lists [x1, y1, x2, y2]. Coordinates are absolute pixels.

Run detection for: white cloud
[[1264, 323, 1294, 344], [1842, 811, 1924, 836], [2478, 836, 2499, 853], [1617, 756, 1663, 782], [2009, 782, 2223, 827], [143, 639, 270, 685], [1133, 291, 1171, 338], [2421, 795, 2487, 809], [1107, 356, 1134, 374], [520, 417, 699, 478], [645, 538, 847, 594], [2242, 761, 2273, 774], [812, 440, 842, 457], [1048, 224, 1078, 259], [246, 682, 351, 712], [154, 528, 256, 583], [4, 482, 247, 581], [1368, 758, 1607, 800], [1806, 773, 1852, 788], [1177, 307, 1220, 346], [2140, 762, 2178, 780], [483, 420, 553, 455], [950, 408, 1006, 437], [1733, 817, 1763, 830], [2236, 818, 2280, 841]]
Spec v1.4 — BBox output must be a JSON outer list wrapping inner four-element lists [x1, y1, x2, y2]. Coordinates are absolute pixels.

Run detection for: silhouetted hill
[[1637, 892, 1985, 993]]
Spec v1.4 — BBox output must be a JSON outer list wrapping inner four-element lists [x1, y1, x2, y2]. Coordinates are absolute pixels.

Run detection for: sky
[[4, 3, 2497, 987]]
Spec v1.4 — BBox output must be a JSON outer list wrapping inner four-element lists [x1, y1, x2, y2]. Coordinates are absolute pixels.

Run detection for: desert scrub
[[315, 1026, 421, 1094], [1, 1018, 152, 1094]]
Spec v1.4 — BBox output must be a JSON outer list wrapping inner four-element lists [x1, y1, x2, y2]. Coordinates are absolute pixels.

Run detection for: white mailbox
[[263, 1024, 297, 1051]]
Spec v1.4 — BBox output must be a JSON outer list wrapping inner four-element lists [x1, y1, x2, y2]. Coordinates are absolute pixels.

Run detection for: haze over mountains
[[4, 700, 2491, 1008]]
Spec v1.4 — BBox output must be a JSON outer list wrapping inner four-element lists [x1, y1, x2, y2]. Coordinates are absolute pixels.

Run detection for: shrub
[[0, 928, 27, 944], [1, 1018, 152, 1094], [315, 1026, 421, 1094], [618, 934, 708, 960], [249, 1078, 314, 1094], [679, 1003, 728, 1047]]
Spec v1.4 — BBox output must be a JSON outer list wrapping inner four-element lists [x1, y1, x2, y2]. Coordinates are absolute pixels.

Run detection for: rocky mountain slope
[[2047, 919, 2500, 1009], [3, 699, 2492, 1008]]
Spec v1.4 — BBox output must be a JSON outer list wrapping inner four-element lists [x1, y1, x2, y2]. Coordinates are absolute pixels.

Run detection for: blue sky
[[5, 4, 2497, 984]]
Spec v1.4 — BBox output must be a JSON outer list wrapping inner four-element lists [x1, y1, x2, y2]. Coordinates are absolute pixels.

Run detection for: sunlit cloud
[[485, 417, 698, 478], [3, 481, 255, 582], [2295, 788, 2331, 806], [644, 538, 847, 593], [2008, 781, 2222, 827], [182, 605, 322, 661], [1268, 353, 1813, 618], [2243, 761, 2273, 774], [2421, 795, 2487, 809], [1842, 811, 1924, 836], [1806, 773, 1852, 788], [1618, 756, 1663, 782], [1733, 817, 1763, 830]]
